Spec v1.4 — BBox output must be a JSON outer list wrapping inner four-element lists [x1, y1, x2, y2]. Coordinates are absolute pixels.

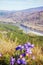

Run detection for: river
[[12, 23, 43, 36], [0, 22, 43, 36]]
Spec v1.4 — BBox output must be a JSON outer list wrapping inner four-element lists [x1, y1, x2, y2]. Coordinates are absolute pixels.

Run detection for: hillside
[[0, 6, 43, 32]]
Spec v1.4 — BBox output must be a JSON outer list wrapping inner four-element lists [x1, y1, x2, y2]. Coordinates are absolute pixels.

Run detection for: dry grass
[[32, 45, 43, 61], [26, 45, 43, 65], [0, 33, 43, 65], [0, 36, 17, 55]]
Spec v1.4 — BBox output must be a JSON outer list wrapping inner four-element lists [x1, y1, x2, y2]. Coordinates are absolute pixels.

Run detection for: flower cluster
[[10, 42, 35, 65]]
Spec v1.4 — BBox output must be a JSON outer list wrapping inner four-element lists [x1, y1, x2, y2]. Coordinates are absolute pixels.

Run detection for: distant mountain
[[0, 10, 16, 17], [0, 6, 43, 32], [0, 6, 43, 16], [21, 6, 43, 12]]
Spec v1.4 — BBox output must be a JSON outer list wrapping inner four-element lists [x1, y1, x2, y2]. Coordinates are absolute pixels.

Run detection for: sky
[[0, 0, 43, 11]]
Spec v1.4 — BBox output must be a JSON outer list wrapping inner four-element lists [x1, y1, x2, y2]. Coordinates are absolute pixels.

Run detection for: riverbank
[[29, 31, 43, 36], [19, 24, 43, 36]]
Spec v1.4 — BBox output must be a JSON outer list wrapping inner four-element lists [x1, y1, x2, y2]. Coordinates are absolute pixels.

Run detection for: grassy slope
[[0, 23, 43, 65]]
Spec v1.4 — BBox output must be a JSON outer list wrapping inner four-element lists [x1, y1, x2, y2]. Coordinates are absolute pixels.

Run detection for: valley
[[0, 7, 43, 34]]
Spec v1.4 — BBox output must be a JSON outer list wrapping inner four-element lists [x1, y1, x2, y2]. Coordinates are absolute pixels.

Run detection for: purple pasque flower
[[22, 53, 26, 57], [15, 43, 34, 51], [21, 45, 24, 49], [21, 58, 27, 65], [27, 42, 34, 48], [27, 42, 31, 45], [20, 53, 26, 58], [26, 49, 32, 55], [17, 58, 21, 64], [10, 57, 15, 65], [17, 58, 26, 65], [24, 42, 33, 49], [16, 45, 22, 50], [31, 44, 34, 48], [24, 44, 28, 49], [27, 43, 32, 48]]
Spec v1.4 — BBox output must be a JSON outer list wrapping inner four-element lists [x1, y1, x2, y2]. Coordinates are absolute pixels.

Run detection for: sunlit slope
[[0, 23, 43, 55]]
